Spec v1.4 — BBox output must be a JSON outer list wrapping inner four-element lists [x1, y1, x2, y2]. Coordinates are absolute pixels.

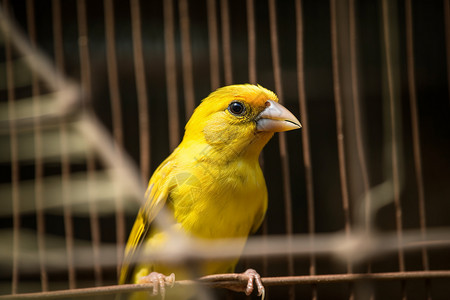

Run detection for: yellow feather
[[119, 84, 300, 292]]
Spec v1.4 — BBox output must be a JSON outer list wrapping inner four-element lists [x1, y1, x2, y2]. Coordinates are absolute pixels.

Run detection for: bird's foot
[[242, 269, 265, 300], [137, 272, 175, 299]]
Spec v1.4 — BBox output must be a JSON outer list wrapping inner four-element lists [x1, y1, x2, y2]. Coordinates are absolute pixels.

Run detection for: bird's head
[[183, 84, 301, 161]]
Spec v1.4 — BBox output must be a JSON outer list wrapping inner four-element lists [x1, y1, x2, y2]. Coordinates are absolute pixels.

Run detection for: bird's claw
[[137, 272, 175, 299], [243, 269, 265, 300]]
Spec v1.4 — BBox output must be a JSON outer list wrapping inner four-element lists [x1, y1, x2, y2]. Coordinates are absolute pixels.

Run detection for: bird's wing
[[119, 157, 176, 284]]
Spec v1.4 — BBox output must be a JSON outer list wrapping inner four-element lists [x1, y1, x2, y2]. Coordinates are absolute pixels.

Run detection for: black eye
[[228, 101, 245, 116]]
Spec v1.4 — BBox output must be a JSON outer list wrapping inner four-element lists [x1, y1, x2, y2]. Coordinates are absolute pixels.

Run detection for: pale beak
[[256, 100, 302, 132]]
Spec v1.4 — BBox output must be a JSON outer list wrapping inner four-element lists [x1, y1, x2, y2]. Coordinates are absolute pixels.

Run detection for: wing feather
[[118, 157, 175, 284]]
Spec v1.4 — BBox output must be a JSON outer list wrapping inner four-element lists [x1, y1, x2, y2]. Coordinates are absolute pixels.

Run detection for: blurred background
[[1, 0, 450, 299]]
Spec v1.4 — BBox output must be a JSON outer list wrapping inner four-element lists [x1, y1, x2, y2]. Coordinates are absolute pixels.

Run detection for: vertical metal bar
[[246, 0, 268, 278], [104, 0, 126, 276], [60, 105, 77, 290], [178, 0, 196, 119], [295, 1, 317, 299], [52, 0, 77, 289], [330, 0, 352, 265], [330, 1, 355, 299], [381, 1, 406, 298], [4, 0, 20, 294], [405, 0, 428, 271], [76, 0, 92, 108], [220, 0, 233, 85], [348, 4, 374, 299], [77, 0, 103, 286], [85, 156, 102, 287], [207, 0, 220, 91], [164, 0, 181, 151], [348, 0, 371, 232], [268, 0, 295, 299], [381, 0, 404, 271], [444, 0, 450, 101], [103, 0, 124, 146], [26, 0, 48, 292], [130, 0, 151, 182], [52, 0, 64, 70], [405, 0, 431, 299], [268, 0, 283, 100], [247, 0, 256, 85]]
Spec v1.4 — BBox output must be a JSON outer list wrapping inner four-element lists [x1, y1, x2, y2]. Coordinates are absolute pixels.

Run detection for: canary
[[119, 84, 301, 298]]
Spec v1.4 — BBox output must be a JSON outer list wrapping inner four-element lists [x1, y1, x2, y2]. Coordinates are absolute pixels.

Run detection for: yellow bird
[[119, 84, 301, 298]]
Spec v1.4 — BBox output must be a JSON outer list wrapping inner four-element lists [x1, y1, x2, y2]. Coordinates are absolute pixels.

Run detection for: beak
[[256, 100, 302, 132]]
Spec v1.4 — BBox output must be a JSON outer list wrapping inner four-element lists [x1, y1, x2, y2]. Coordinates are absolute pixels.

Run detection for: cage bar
[[130, 0, 151, 182], [220, 0, 232, 85], [178, 0, 196, 121], [330, 2, 355, 300], [4, 1, 21, 294], [103, 0, 126, 277], [404, 1, 431, 298], [268, 1, 296, 299], [247, 0, 257, 85], [51, 0, 78, 289], [295, 0, 317, 299], [163, 0, 181, 151], [26, 0, 49, 292], [76, 0, 104, 287], [207, 0, 220, 91]]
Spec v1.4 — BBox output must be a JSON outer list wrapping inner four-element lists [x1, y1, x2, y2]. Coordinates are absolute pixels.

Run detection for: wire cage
[[1, 0, 450, 299]]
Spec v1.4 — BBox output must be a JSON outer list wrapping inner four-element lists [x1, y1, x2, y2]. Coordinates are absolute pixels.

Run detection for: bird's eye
[[228, 101, 246, 116]]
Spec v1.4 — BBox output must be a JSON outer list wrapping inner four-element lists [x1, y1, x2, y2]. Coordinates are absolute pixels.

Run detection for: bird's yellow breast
[[169, 153, 268, 240]]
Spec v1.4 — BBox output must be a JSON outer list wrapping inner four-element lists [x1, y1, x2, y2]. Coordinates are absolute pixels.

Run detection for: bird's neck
[[180, 132, 273, 166]]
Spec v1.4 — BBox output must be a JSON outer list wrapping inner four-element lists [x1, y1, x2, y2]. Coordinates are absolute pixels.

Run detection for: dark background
[[1, 0, 450, 299]]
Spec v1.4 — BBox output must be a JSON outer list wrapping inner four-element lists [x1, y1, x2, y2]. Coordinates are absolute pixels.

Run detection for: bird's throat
[[194, 131, 272, 167]]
